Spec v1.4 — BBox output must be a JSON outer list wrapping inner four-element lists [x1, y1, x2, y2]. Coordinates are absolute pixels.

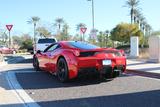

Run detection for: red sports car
[[33, 41, 126, 82]]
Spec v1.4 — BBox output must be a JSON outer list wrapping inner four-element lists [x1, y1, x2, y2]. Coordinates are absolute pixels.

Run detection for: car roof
[[56, 41, 81, 48], [57, 41, 120, 52], [58, 41, 101, 50]]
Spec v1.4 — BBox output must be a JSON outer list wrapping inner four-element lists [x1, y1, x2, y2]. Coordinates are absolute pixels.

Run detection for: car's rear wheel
[[57, 58, 69, 82], [33, 56, 40, 71]]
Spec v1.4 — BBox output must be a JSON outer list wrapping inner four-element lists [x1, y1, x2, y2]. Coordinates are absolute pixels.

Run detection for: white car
[[34, 38, 57, 54]]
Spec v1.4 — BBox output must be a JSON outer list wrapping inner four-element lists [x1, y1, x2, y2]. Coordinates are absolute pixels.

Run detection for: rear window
[[68, 41, 100, 50], [38, 39, 56, 44], [104, 50, 122, 56]]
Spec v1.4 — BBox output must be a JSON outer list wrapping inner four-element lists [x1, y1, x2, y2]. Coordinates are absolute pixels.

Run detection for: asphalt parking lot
[[15, 68, 160, 107], [1, 55, 160, 107]]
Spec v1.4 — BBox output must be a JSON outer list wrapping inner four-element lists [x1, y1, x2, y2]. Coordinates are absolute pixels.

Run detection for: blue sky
[[0, 0, 160, 36]]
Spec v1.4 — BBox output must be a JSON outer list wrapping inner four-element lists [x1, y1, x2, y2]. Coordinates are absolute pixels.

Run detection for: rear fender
[[111, 57, 126, 72], [58, 50, 78, 79]]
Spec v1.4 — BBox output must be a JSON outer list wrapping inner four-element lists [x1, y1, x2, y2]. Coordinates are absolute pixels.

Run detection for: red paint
[[35, 41, 126, 79]]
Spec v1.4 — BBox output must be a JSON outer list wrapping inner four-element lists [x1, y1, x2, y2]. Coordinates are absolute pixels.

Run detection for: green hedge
[[116, 45, 149, 49]]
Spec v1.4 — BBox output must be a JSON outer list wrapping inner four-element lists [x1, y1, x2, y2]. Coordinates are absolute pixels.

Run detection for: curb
[[126, 69, 160, 79], [0, 61, 7, 67], [6, 71, 40, 107]]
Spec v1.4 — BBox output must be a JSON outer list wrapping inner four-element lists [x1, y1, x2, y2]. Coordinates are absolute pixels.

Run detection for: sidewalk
[[0, 56, 160, 107], [126, 59, 160, 78], [0, 65, 26, 107], [0, 55, 33, 107]]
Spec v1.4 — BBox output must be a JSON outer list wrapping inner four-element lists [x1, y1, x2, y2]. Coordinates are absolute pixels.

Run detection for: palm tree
[[27, 16, 40, 44], [62, 23, 70, 40], [55, 18, 64, 31], [145, 24, 152, 36], [125, 0, 140, 24], [105, 30, 109, 47], [142, 21, 147, 36], [63, 23, 69, 34], [36, 27, 51, 38], [76, 23, 86, 31], [139, 16, 146, 31], [134, 10, 142, 29], [76, 23, 86, 41], [133, 9, 141, 23], [0, 30, 8, 44]]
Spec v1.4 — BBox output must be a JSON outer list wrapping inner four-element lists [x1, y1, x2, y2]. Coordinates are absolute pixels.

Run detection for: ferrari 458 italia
[[33, 41, 126, 82]]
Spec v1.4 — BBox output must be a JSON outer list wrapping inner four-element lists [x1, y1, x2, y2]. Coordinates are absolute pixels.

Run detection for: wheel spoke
[[57, 59, 68, 82]]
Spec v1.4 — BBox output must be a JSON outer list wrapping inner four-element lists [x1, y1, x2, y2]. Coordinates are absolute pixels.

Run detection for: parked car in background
[[0, 46, 16, 54], [33, 41, 126, 82], [34, 37, 57, 54]]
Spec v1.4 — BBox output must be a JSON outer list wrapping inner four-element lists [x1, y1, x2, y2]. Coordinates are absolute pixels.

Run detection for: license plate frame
[[102, 60, 111, 65]]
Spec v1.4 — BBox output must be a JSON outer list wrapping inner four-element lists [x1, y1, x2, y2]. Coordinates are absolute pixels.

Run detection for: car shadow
[[4, 55, 25, 64], [3, 55, 33, 64], [1, 90, 160, 107], [16, 58, 33, 64], [13, 69, 131, 90], [15, 71, 109, 89]]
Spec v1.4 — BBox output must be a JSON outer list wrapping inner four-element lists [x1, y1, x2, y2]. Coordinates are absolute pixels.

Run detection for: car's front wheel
[[33, 56, 40, 71], [57, 58, 69, 82]]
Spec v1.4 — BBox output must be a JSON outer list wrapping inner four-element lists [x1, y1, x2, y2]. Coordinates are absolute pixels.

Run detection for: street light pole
[[105, 30, 109, 47], [9, 31, 11, 48], [88, 0, 95, 30], [91, 0, 95, 30]]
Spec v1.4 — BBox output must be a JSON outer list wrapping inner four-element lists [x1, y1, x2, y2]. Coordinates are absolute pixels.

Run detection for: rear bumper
[[101, 65, 125, 78], [68, 57, 126, 79], [78, 65, 125, 78], [78, 67, 99, 76]]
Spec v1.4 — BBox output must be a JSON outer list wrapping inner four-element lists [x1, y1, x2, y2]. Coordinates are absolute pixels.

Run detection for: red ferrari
[[33, 41, 126, 82]]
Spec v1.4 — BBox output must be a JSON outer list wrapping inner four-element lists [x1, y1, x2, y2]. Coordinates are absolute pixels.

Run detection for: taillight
[[73, 50, 80, 56]]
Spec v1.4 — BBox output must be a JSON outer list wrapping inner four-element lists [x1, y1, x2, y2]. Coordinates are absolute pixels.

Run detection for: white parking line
[[6, 70, 40, 107]]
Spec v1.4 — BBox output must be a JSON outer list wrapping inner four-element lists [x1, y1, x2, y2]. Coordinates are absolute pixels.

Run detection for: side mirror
[[37, 50, 41, 54]]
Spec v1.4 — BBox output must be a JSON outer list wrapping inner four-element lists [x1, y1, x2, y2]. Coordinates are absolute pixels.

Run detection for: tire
[[33, 56, 40, 71], [57, 58, 69, 82]]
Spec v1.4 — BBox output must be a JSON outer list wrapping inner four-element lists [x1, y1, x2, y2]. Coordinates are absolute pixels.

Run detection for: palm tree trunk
[[58, 24, 61, 31], [131, 8, 134, 24], [134, 16, 136, 23]]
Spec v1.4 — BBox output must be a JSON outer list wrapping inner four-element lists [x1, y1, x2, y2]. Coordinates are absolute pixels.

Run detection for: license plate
[[102, 60, 111, 65]]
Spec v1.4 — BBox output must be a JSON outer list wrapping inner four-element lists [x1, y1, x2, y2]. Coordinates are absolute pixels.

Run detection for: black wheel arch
[[57, 55, 67, 65], [57, 56, 69, 82]]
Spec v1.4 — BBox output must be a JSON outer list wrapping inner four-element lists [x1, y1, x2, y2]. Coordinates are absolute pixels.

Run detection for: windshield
[[38, 39, 56, 44], [68, 41, 100, 50]]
